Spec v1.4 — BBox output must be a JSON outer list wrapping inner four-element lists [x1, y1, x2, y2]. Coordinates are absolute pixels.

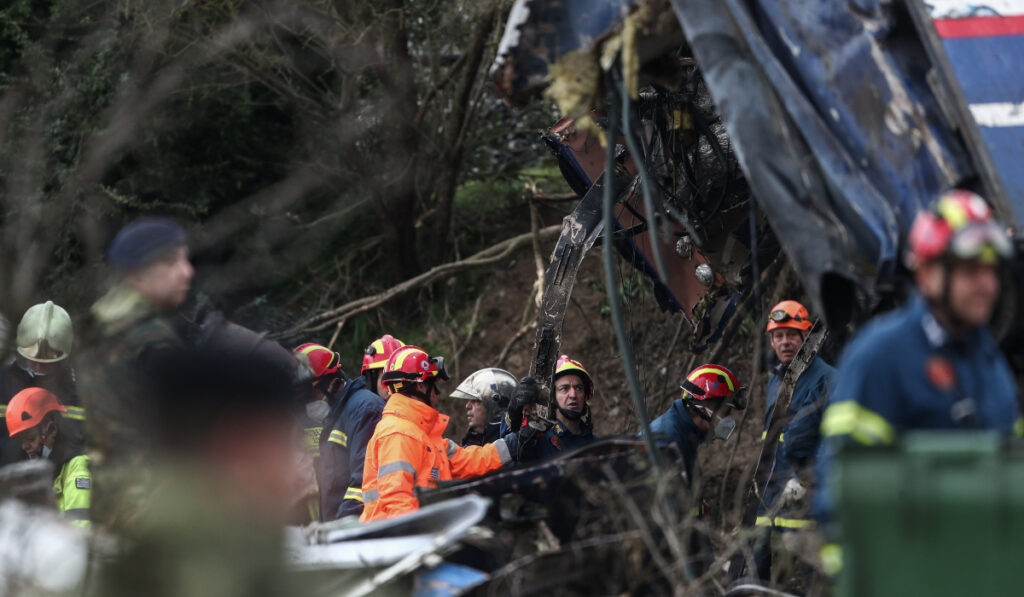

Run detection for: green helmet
[[16, 301, 73, 363]]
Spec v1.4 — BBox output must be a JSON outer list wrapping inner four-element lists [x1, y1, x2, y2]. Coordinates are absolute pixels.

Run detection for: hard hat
[[908, 190, 1011, 267], [450, 368, 517, 408], [5, 387, 65, 437], [765, 300, 812, 333], [361, 334, 406, 374], [553, 355, 593, 397], [293, 343, 343, 378], [16, 301, 73, 363], [681, 364, 746, 414], [380, 345, 450, 390]]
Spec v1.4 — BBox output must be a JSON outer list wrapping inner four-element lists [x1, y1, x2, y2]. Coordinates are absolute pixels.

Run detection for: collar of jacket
[[91, 283, 159, 336], [911, 291, 987, 351], [384, 392, 449, 437]]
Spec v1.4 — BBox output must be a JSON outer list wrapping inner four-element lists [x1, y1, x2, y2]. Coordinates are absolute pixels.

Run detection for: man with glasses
[[814, 190, 1021, 574], [359, 346, 520, 521], [753, 300, 836, 582]]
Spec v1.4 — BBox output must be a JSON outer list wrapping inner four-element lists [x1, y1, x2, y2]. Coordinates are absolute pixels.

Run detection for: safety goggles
[[430, 356, 451, 381], [950, 221, 1012, 264], [769, 310, 808, 325]]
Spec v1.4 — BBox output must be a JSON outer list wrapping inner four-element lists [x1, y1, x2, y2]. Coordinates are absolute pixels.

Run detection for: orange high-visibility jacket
[[360, 392, 511, 522]]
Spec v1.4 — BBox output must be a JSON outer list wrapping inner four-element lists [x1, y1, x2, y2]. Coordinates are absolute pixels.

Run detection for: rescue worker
[[360, 346, 522, 522], [450, 367, 516, 446], [5, 387, 91, 527], [502, 355, 598, 462], [91, 345, 304, 596], [296, 341, 388, 521], [815, 190, 1021, 573], [649, 364, 746, 484], [78, 216, 193, 532], [0, 301, 83, 465], [753, 300, 835, 581], [361, 334, 405, 400]]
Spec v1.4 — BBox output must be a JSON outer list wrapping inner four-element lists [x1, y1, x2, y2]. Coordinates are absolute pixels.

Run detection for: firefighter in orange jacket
[[360, 346, 518, 521]]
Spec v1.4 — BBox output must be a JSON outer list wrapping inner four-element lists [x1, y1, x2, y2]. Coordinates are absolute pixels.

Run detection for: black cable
[[602, 70, 663, 476]]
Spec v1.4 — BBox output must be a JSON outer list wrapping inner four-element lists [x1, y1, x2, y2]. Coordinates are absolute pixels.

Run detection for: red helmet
[[765, 300, 813, 333], [380, 345, 450, 390], [553, 355, 593, 397], [293, 343, 343, 378], [5, 387, 65, 437], [908, 190, 1011, 266], [361, 334, 406, 374], [681, 364, 746, 411]]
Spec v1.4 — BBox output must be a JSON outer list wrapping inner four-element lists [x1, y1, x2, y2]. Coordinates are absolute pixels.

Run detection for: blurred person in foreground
[[450, 368, 516, 447], [815, 190, 1022, 575], [0, 301, 83, 465], [5, 387, 91, 527], [77, 217, 193, 533], [88, 346, 303, 597]]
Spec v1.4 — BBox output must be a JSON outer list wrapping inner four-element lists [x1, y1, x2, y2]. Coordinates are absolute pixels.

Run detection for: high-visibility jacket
[[360, 392, 512, 522], [54, 454, 91, 528], [319, 376, 384, 520]]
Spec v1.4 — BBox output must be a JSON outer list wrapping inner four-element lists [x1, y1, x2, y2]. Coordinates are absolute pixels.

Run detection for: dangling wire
[[602, 66, 662, 476]]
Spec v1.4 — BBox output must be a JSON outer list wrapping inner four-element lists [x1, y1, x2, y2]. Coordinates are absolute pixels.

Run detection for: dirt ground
[[427, 236, 772, 532]]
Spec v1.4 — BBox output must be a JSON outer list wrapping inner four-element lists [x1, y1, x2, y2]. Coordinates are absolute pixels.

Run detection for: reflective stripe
[[690, 366, 735, 391], [0, 405, 6, 417], [363, 489, 379, 503], [820, 543, 843, 576], [446, 439, 458, 458], [821, 401, 895, 445], [63, 406, 86, 422], [760, 431, 785, 442], [307, 496, 320, 523], [328, 430, 348, 447], [64, 508, 90, 521], [377, 460, 417, 478], [755, 515, 814, 529], [344, 487, 364, 502], [1015, 417, 1024, 438], [494, 437, 511, 464]]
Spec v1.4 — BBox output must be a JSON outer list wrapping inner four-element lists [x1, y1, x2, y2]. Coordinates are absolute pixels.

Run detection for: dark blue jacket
[[318, 376, 385, 520], [501, 412, 597, 462], [757, 356, 835, 527], [814, 293, 1021, 524], [648, 399, 704, 485]]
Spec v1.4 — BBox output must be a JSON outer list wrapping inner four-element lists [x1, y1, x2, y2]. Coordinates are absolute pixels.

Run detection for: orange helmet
[[553, 355, 592, 397], [293, 343, 343, 378], [5, 387, 65, 437], [765, 300, 813, 333], [380, 345, 450, 390], [361, 334, 406, 374]]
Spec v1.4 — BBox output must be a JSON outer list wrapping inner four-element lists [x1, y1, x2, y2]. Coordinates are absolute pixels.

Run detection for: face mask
[[714, 415, 737, 441], [40, 445, 52, 459], [305, 400, 330, 422]]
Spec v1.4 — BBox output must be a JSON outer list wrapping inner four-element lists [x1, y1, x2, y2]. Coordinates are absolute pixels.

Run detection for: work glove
[[497, 422, 543, 464], [781, 476, 806, 507], [505, 376, 541, 432]]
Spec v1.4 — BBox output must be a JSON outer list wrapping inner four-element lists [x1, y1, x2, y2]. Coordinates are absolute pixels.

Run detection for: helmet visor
[[769, 310, 808, 325], [950, 221, 1012, 264]]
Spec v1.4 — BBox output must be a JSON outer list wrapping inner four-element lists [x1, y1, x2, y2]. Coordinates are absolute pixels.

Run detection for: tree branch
[[275, 224, 561, 341]]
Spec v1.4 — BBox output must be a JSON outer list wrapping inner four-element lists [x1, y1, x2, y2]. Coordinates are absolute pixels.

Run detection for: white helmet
[[449, 368, 517, 422], [17, 301, 73, 363]]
